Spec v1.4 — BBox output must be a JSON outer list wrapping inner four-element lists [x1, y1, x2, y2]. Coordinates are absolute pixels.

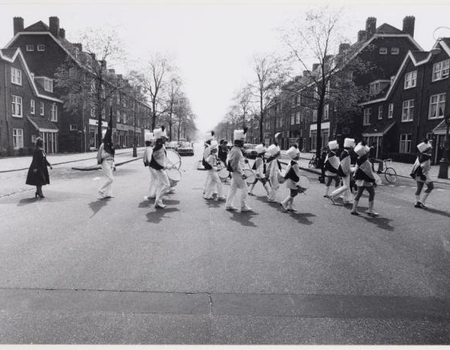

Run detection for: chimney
[[49, 16, 60, 37], [339, 43, 351, 54], [365, 17, 377, 39], [358, 30, 367, 42], [59, 28, 65, 39], [13, 17, 24, 35], [403, 16, 415, 37]]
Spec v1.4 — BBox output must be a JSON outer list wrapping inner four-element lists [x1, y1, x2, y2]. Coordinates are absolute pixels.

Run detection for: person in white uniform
[[411, 140, 434, 209], [225, 128, 253, 212], [280, 145, 303, 212], [248, 144, 271, 197], [266, 144, 282, 203], [97, 125, 115, 199], [323, 140, 340, 198], [143, 132, 157, 200], [329, 138, 355, 205], [149, 126, 171, 209], [204, 140, 226, 201]]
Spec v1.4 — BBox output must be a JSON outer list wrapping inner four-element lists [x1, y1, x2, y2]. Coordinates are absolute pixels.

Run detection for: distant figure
[[204, 140, 225, 201], [97, 124, 115, 199], [266, 143, 282, 203], [143, 132, 157, 200], [329, 138, 355, 205], [411, 140, 434, 209], [369, 142, 383, 174], [322, 140, 340, 198], [26, 137, 53, 198], [280, 146, 302, 212], [248, 144, 270, 197], [150, 126, 171, 209]]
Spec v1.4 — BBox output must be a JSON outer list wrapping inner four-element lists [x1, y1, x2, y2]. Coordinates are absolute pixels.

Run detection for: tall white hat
[[417, 141, 432, 153], [154, 127, 168, 140], [354, 142, 370, 156], [268, 144, 280, 157], [210, 140, 218, 150], [145, 132, 154, 142], [287, 146, 300, 159], [255, 144, 266, 154], [328, 140, 339, 150], [233, 129, 246, 141], [344, 138, 355, 148], [205, 131, 215, 141]]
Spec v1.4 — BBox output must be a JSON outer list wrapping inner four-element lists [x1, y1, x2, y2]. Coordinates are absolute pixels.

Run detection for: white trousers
[[154, 169, 170, 206], [204, 170, 223, 198], [99, 159, 114, 196], [148, 167, 157, 198], [331, 175, 352, 202], [267, 176, 280, 201], [226, 172, 248, 208]]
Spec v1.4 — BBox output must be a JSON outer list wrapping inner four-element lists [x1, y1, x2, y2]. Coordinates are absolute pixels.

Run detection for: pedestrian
[[143, 132, 157, 200], [203, 131, 215, 192], [248, 144, 271, 197], [323, 140, 340, 198], [351, 141, 379, 216], [369, 141, 384, 174], [26, 136, 53, 198], [266, 143, 282, 203], [97, 125, 115, 199], [411, 140, 434, 209], [280, 145, 302, 212], [204, 140, 226, 201], [149, 126, 171, 209], [225, 128, 253, 212], [329, 138, 355, 205], [218, 139, 229, 164]]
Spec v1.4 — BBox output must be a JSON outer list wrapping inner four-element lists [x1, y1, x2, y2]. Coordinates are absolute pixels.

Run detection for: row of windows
[[10, 67, 54, 92], [11, 95, 58, 121], [403, 59, 450, 90], [26, 44, 45, 52], [379, 47, 399, 55], [363, 93, 446, 125]]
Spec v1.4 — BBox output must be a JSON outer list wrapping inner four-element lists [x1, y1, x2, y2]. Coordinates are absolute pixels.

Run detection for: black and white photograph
[[0, 0, 450, 346]]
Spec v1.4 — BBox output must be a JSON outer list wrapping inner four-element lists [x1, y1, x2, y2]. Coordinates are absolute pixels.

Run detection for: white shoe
[[241, 206, 253, 212], [280, 202, 289, 212], [155, 203, 166, 209], [225, 206, 238, 211]]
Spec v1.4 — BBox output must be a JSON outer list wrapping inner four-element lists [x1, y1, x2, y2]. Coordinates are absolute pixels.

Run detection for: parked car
[[177, 141, 194, 156], [243, 143, 258, 159], [166, 141, 178, 150]]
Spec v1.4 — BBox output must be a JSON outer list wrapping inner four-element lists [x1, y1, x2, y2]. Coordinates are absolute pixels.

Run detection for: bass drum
[[217, 161, 229, 180], [243, 169, 256, 185], [167, 168, 182, 187], [166, 149, 181, 170], [298, 175, 310, 193]]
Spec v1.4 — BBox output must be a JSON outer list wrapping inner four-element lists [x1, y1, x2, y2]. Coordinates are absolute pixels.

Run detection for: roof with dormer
[[0, 48, 17, 59], [24, 21, 49, 32], [375, 23, 404, 35]]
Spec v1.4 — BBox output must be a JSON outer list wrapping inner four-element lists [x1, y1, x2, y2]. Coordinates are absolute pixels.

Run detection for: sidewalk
[[280, 151, 450, 187], [0, 147, 145, 173]]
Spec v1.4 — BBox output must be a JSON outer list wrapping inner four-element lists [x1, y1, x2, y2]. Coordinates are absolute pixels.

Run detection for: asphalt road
[[0, 143, 449, 344]]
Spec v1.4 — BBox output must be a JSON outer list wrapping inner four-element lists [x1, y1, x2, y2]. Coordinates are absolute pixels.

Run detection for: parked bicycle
[[377, 158, 397, 183]]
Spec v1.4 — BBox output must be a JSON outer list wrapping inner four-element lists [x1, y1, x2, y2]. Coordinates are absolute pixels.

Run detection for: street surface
[[0, 143, 450, 344]]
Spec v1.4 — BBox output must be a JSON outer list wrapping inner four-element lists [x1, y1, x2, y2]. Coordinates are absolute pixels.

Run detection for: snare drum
[[166, 168, 181, 187], [217, 161, 229, 180], [298, 175, 310, 193], [243, 169, 256, 185], [277, 170, 286, 184]]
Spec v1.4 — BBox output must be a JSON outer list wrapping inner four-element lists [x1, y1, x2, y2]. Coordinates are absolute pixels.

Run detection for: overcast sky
[[1, 0, 450, 135]]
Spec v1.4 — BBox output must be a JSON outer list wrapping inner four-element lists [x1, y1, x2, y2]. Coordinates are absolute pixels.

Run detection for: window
[[432, 59, 450, 81], [379, 47, 388, 55], [26, 45, 34, 52], [402, 99, 414, 122], [91, 106, 95, 118], [363, 108, 371, 125], [70, 124, 78, 131], [290, 113, 295, 126], [428, 93, 446, 119], [399, 134, 412, 153], [388, 103, 393, 119], [37, 44, 45, 51], [324, 104, 329, 120], [13, 129, 24, 149], [296, 111, 301, 124], [44, 78, 53, 92], [40, 102, 45, 116], [123, 96, 127, 107], [30, 99, 35, 114], [117, 110, 121, 123], [391, 47, 399, 55], [312, 110, 317, 123], [369, 82, 380, 95], [50, 103, 58, 121], [404, 70, 417, 89], [123, 112, 127, 123], [11, 67, 22, 85], [11, 95, 22, 118], [378, 106, 383, 120]]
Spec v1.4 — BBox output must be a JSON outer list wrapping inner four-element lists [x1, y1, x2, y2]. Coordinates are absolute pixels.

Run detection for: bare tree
[[163, 77, 183, 140], [232, 86, 254, 127], [55, 27, 127, 148]]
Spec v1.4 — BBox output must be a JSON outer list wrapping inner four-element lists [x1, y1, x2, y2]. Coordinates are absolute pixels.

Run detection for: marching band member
[[97, 124, 115, 199], [266, 144, 282, 203], [143, 132, 157, 200], [323, 140, 340, 198], [411, 140, 434, 209], [329, 138, 355, 205], [225, 128, 253, 212], [248, 144, 271, 197], [203, 131, 215, 193], [280, 145, 302, 212], [149, 126, 171, 209], [204, 140, 226, 201], [351, 141, 378, 216]]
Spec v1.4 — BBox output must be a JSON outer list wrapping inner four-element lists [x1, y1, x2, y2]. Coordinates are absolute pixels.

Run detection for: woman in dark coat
[[26, 137, 53, 198]]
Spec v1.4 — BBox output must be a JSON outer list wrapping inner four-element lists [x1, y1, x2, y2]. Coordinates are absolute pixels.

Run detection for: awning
[[362, 121, 395, 137], [432, 119, 449, 135], [27, 116, 59, 133]]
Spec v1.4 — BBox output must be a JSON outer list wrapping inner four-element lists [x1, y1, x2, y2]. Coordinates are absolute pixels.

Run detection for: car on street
[[243, 143, 259, 159], [177, 141, 194, 156], [165, 141, 178, 150]]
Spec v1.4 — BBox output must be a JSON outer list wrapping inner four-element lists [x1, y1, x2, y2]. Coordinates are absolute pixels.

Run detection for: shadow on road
[[424, 207, 450, 219], [88, 197, 111, 218], [361, 215, 395, 232], [289, 212, 316, 225], [17, 196, 40, 206], [146, 207, 179, 223], [229, 211, 258, 227], [138, 199, 154, 208]]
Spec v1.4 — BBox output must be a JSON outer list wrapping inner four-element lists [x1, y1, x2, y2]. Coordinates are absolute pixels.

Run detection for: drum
[[166, 149, 181, 170], [373, 172, 382, 186], [217, 161, 229, 180], [277, 170, 286, 184], [166, 168, 181, 187], [298, 175, 310, 193], [243, 169, 256, 185]]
